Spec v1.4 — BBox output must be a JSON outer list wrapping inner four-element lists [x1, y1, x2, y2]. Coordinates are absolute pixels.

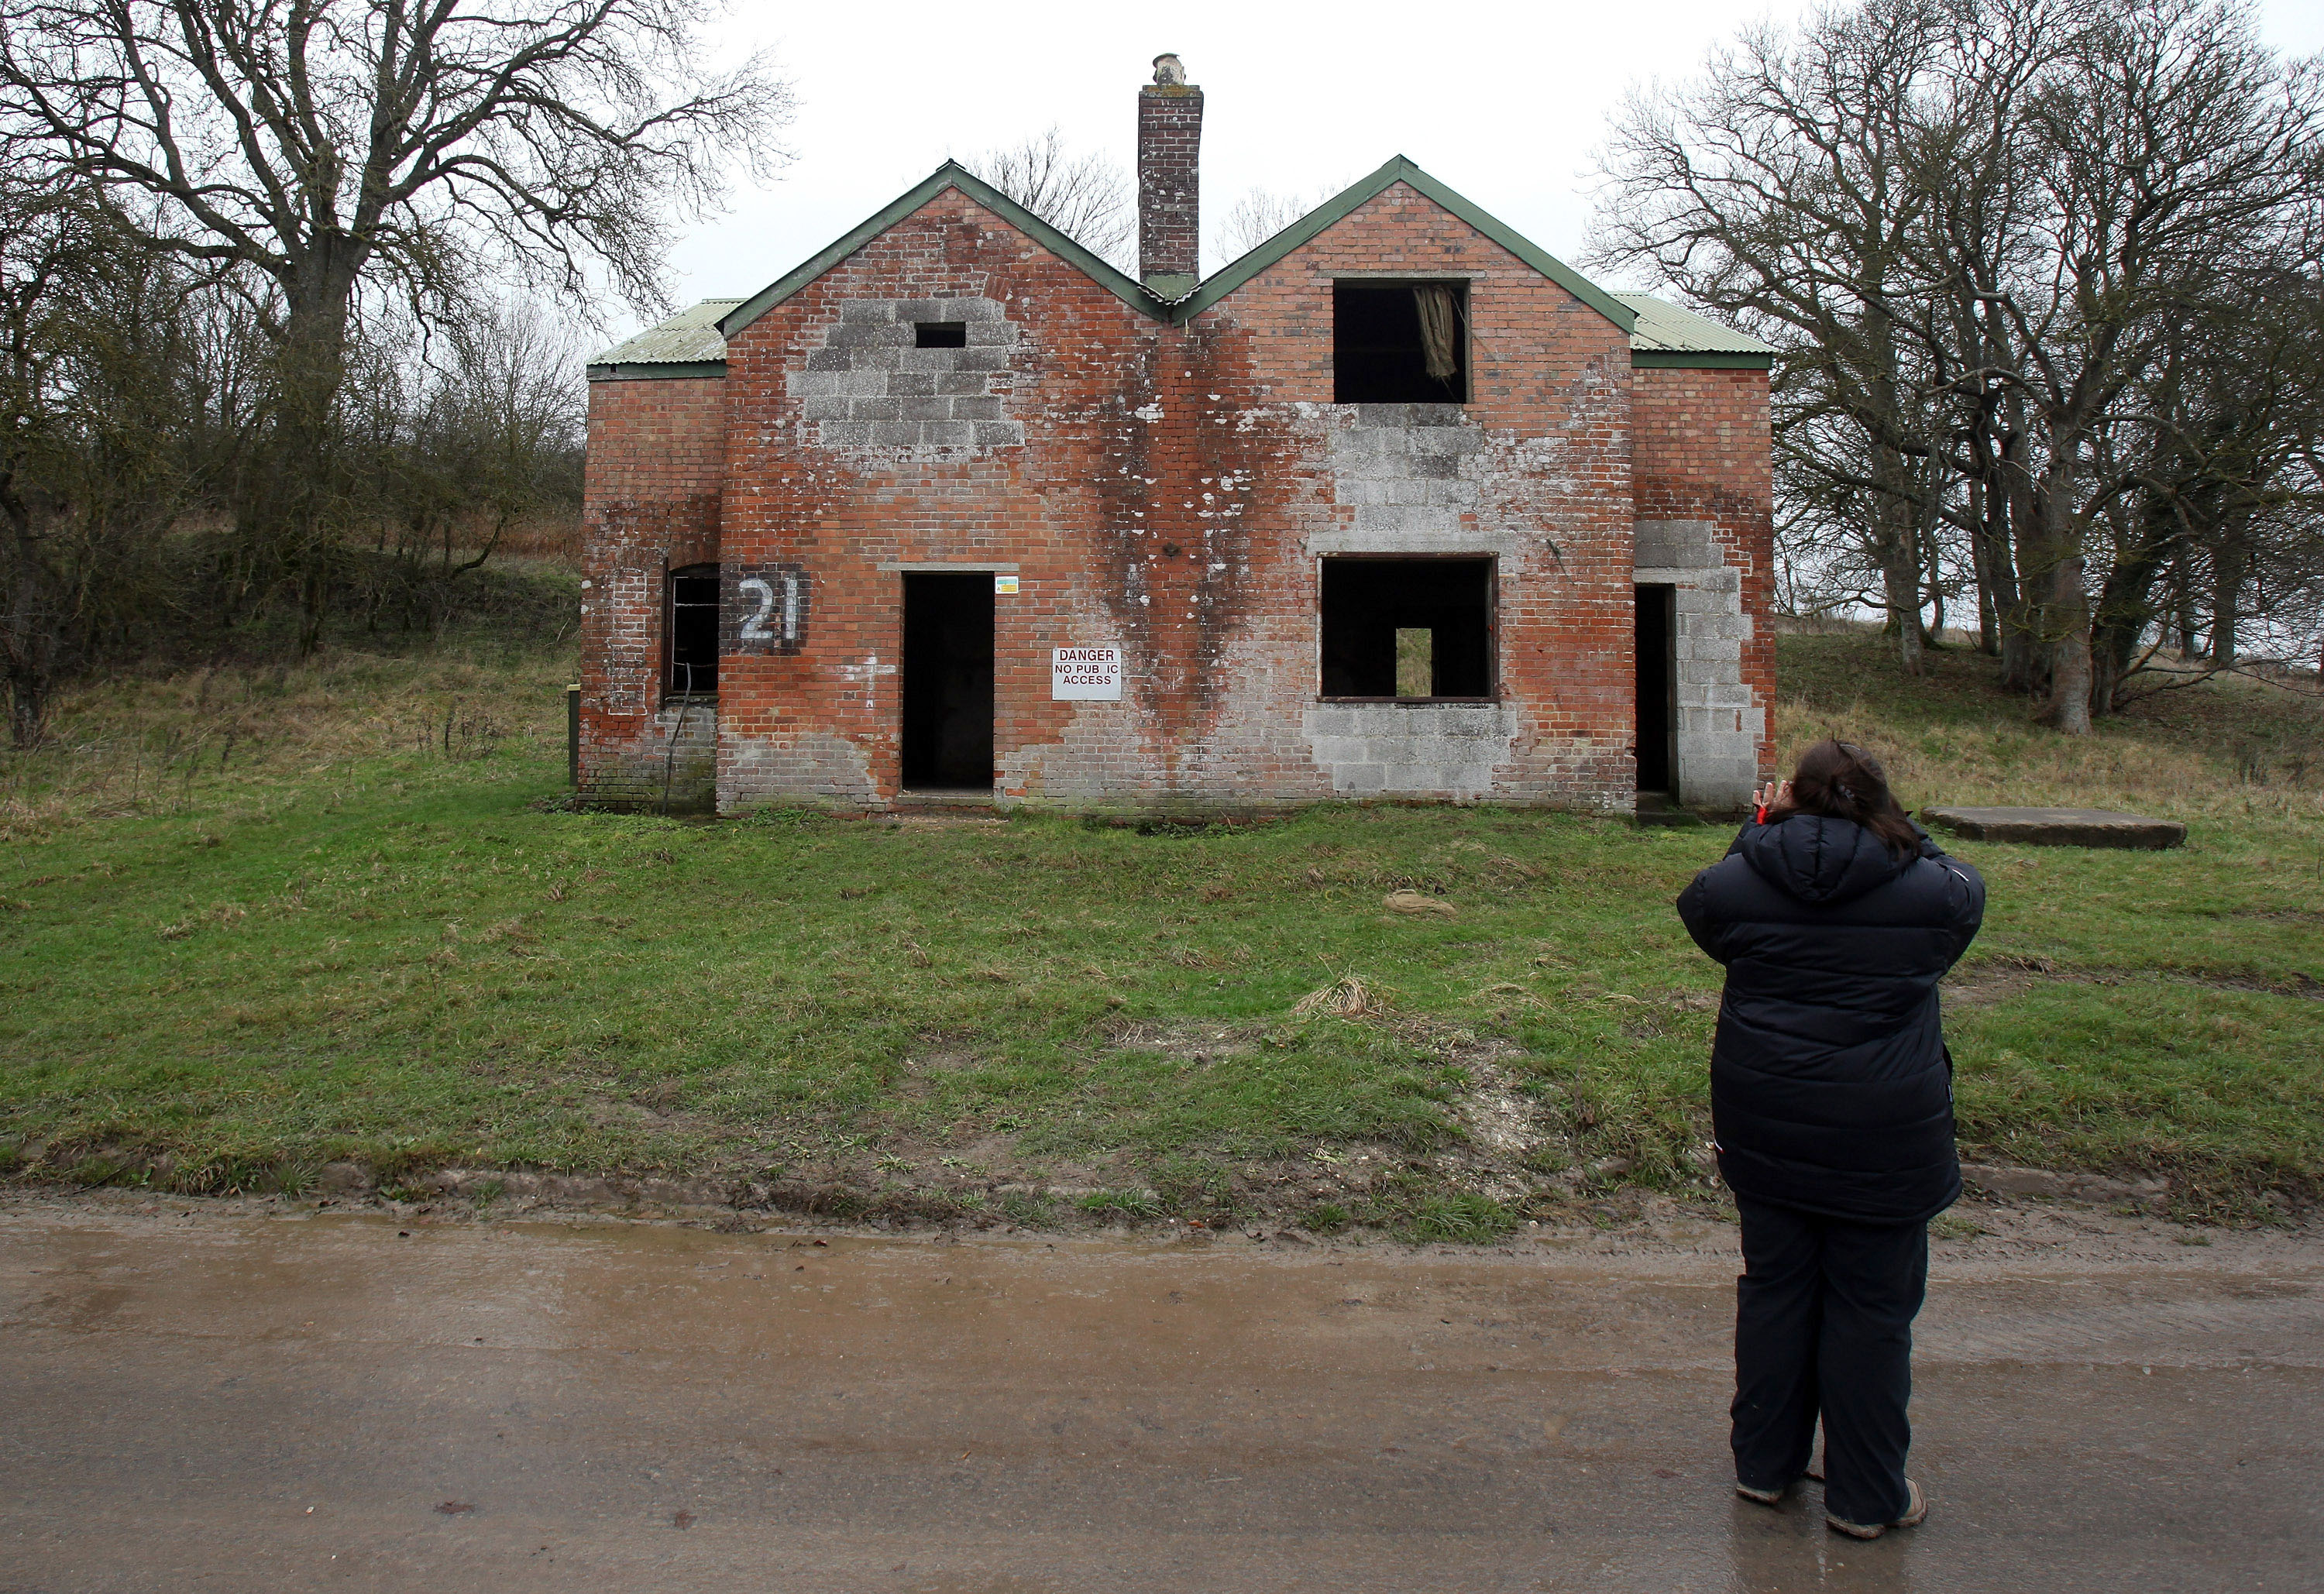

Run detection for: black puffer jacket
[[1676, 815, 1985, 1225]]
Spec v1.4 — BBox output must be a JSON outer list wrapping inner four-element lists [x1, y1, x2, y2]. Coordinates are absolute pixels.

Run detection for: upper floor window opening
[[915, 321, 968, 348], [1333, 280, 1468, 404]]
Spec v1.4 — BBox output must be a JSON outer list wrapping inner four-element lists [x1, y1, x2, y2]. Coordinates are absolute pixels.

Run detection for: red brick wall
[[1631, 365, 1777, 779], [577, 180, 1797, 814], [1202, 180, 1640, 806], [577, 374, 725, 806], [693, 180, 1645, 813]]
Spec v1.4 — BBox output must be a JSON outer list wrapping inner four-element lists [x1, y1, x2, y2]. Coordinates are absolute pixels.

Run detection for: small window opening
[[1333, 281, 1467, 403], [666, 565, 719, 696], [916, 321, 968, 348], [1321, 558, 1493, 699]]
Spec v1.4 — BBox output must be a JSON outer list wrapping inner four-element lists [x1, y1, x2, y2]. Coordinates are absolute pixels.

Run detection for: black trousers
[[1731, 1196, 1929, 1525]]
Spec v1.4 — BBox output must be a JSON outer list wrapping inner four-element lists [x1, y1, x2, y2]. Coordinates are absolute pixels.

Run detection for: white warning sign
[[1051, 647, 1122, 701]]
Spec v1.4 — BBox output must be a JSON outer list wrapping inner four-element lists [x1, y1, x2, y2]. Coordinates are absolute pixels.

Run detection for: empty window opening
[[666, 565, 719, 696], [915, 321, 968, 348], [1635, 585, 1676, 792], [1321, 558, 1494, 699], [1333, 281, 1467, 404], [902, 572, 995, 789]]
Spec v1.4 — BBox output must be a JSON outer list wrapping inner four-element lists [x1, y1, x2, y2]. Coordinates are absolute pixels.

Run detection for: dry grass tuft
[[1294, 974, 1383, 1019]]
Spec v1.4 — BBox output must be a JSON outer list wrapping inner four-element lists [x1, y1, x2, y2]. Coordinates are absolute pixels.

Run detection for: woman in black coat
[[1676, 739, 1984, 1540]]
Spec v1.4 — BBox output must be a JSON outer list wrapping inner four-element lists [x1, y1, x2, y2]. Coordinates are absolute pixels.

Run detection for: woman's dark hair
[[1768, 740, 1920, 857]]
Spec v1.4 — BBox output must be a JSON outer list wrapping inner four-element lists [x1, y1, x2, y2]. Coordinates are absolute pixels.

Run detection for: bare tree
[[1593, 0, 2322, 730], [962, 126, 1135, 271], [1212, 186, 1333, 263], [0, 184, 205, 746], [0, 0, 789, 646]]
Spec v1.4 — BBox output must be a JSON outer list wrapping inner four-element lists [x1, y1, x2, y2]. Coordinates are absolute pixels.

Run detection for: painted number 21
[[737, 572, 802, 645]]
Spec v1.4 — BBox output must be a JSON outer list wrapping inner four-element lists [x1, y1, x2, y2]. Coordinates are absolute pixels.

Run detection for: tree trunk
[[1995, 398, 2044, 693], [2042, 553, 2094, 733], [1966, 476, 2000, 655], [2088, 507, 2174, 716], [2209, 531, 2244, 669], [2, 503, 57, 750], [243, 241, 369, 654], [1882, 543, 1925, 675]]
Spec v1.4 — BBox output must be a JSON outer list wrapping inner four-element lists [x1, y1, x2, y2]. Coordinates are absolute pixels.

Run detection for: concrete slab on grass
[[1921, 806, 2187, 849]]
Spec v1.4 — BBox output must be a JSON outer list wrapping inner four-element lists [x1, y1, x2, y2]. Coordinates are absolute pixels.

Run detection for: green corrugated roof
[[1617, 294, 1776, 365], [588, 298, 742, 369]]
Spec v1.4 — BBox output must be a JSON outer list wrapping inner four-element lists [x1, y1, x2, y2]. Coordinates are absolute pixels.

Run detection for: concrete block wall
[[788, 297, 1026, 451]]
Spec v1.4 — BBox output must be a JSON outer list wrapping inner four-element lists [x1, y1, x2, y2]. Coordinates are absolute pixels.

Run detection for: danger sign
[[1051, 647, 1122, 701]]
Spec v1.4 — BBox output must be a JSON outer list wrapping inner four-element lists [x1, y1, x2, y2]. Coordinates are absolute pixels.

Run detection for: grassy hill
[[2, 603, 2317, 1231]]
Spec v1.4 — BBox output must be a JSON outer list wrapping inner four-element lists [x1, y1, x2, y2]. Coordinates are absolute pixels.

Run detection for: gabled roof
[[1618, 294, 1775, 369], [720, 162, 1165, 338], [1176, 156, 1635, 331], [587, 160, 1782, 377]]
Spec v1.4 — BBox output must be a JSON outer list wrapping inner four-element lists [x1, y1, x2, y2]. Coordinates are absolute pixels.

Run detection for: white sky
[[624, 0, 2324, 343]]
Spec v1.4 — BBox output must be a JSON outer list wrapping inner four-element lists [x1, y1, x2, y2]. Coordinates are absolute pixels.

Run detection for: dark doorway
[[1635, 585, 1676, 792], [902, 572, 994, 790], [1320, 558, 1494, 699]]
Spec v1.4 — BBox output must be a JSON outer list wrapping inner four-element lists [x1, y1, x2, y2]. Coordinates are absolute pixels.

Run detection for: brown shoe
[[1827, 1479, 1927, 1540], [1735, 1480, 1786, 1506]]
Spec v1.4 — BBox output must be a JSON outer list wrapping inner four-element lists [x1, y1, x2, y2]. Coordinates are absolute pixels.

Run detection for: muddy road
[[2, 1197, 2316, 1592]]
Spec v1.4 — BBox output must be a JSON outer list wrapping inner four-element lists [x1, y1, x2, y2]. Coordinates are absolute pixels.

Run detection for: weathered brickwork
[[577, 374, 724, 809], [579, 162, 1775, 816], [1631, 365, 1778, 801], [1137, 81, 1202, 284]]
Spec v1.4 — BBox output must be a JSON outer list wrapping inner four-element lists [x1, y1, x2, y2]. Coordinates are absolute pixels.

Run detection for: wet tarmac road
[[2, 1201, 2317, 1592]]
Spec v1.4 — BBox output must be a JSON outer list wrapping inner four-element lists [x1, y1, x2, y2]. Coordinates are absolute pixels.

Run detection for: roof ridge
[[1173, 156, 1635, 332], [720, 162, 1163, 336]]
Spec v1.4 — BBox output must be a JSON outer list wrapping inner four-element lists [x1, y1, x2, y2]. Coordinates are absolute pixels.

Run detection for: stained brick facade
[[579, 100, 1773, 817]]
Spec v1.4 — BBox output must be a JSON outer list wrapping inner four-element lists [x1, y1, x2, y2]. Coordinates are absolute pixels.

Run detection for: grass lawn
[[2, 620, 2319, 1230]]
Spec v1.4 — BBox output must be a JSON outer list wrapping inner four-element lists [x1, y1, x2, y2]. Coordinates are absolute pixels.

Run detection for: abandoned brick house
[[578, 56, 1776, 815]]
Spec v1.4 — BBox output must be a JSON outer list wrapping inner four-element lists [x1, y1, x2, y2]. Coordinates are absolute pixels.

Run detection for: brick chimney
[[1137, 53, 1202, 297]]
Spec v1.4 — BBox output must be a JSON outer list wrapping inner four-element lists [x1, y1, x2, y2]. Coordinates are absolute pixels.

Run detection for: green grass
[[1, 620, 2319, 1226]]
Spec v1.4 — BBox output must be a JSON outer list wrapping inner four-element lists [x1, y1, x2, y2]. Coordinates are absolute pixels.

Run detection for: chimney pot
[[1137, 56, 1202, 295]]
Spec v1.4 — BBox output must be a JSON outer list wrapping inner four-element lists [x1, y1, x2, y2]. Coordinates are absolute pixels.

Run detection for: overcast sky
[[620, 0, 2324, 345]]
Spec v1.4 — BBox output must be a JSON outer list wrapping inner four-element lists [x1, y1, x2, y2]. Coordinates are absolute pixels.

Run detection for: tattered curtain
[[1414, 284, 1462, 384]]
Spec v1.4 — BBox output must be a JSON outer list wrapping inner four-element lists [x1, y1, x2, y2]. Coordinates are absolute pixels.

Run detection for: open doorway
[[902, 572, 994, 790], [1635, 585, 1676, 792]]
